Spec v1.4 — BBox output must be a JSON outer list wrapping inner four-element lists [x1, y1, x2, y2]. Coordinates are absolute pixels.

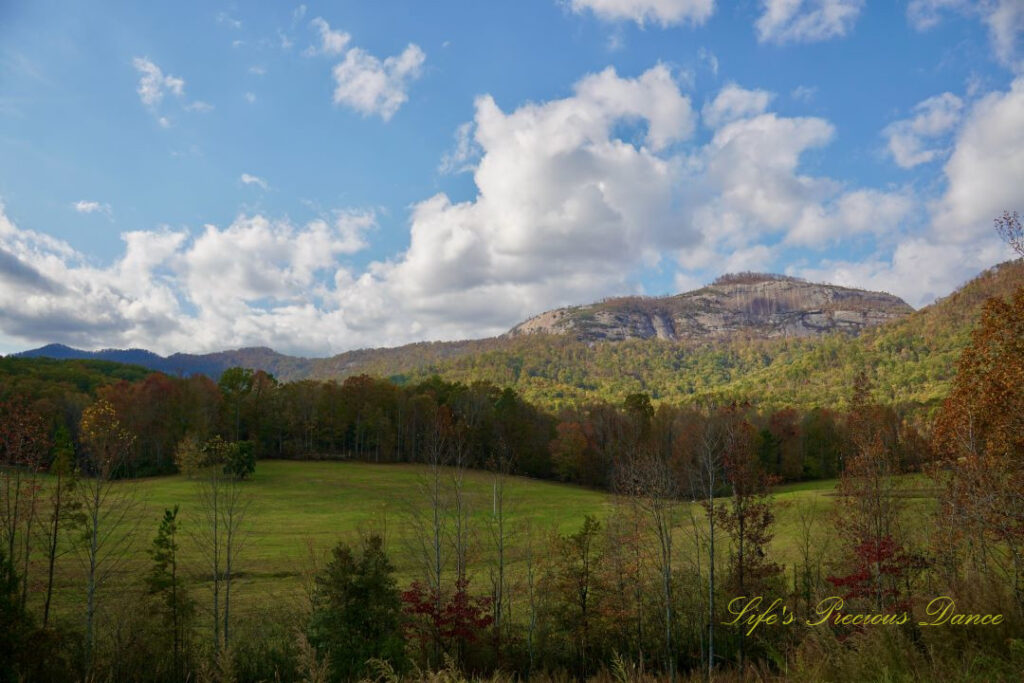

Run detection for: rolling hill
[[10, 261, 1023, 411]]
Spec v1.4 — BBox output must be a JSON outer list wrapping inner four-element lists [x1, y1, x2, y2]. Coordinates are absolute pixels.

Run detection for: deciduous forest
[[1, 217, 1022, 681]]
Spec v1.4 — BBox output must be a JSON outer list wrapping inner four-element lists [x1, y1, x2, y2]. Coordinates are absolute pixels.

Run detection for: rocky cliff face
[[504, 274, 913, 342]]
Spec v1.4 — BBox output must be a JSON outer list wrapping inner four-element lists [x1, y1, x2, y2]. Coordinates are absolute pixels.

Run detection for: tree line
[[0, 212, 1020, 681]]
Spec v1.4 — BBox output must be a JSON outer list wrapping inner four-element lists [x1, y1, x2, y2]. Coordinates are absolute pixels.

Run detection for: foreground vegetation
[[0, 221, 1021, 681]]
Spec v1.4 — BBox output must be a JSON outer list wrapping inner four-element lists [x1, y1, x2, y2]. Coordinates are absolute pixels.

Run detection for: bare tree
[[187, 436, 251, 652], [996, 210, 1023, 257], [404, 405, 452, 667], [689, 408, 731, 678], [0, 399, 50, 611], [619, 452, 676, 679], [77, 398, 139, 666], [40, 433, 80, 628], [520, 520, 544, 677], [487, 446, 515, 665]]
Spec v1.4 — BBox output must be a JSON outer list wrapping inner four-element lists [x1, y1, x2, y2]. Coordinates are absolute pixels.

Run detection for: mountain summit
[[12, 273, 915, 381], [505, 273, 913, 342]]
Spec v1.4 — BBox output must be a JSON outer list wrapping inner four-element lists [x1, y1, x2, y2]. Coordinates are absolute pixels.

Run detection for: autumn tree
[[617, 450, 676, 678], [717, 414, 781, 670], [78, 398, 138, 666], [545, 514, 604, 679], [831, 372, 914, 612], [0, 399, 50, 610], [933, 282, 1024, 614], [995, 210, 1023, 257]]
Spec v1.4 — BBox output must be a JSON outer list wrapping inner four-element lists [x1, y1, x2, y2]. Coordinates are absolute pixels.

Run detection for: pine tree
[[147, 505, 194, 681], [309, 535, 407, 681]]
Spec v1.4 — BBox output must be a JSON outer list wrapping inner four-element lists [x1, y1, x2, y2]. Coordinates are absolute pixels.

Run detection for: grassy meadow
[[34, 461, 937, 631]]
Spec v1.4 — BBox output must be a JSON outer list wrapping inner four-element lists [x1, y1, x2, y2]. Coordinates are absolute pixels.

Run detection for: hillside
[[9, 261, 1022, 411], [506, 273, 911, 341], [307, 260, 1024, 411], [12, 273, 913, 382], [14, 344, 317, 382]]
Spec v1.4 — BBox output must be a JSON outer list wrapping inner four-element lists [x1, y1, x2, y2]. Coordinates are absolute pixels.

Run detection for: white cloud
[[702, 83, 774, 128], [72, 200, 111, 216], [305, 17, 351, 56], [0, 205, 377, 355], [244, 92, 256, 104], [698, 47, 719, 76], [249, 66, 266, 76], [755, 0, 864, 44], [5, 67, 1018, 356], [908, 0, 1024, 69], [132, 57, 185, 108], [800, 76, 1024, 306], [567, 0, 716, 27], [185, 100, 214, 113], [883, 92, 963, 168], [931, 76, 1024, 241], [438, 122, 479, 174], [791, 85, 817, 102], [796, 237, 1006, 308], [240, 173, 269, 190], [331, 44, 425, 120], [785, 189, 915, 246]]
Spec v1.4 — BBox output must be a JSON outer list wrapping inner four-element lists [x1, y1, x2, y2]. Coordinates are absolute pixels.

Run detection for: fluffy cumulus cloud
[[795, 237, 1008, 309], [304, 18, 426, 121], [755, 0, 864, 44], [908, 0, 1024, 68], [3, 69, 1022, 354], [331, 44, 426, 120], [701, 83, 774, 128], [884, 93, 963, 168], [566, 0, 715, 26], [0, 206, 377, 355], [931, 76, 1024, 242], [800, 77, 1024, 305]]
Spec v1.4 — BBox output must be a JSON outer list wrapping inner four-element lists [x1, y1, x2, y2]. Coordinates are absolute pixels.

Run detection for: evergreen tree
[[147, 505, 194, 680], [309, 535, 407, 681]]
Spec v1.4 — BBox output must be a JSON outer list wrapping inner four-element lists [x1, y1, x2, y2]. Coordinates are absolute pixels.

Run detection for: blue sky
[[0, 0, 1022, 356]]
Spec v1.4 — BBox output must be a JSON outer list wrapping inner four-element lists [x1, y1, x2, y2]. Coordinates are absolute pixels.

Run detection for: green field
[[38, 460, 613, 625], [34, 461, 933, 630]]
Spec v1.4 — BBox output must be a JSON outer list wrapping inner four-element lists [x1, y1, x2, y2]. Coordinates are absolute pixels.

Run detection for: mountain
[[14, 344, 316, 381], [301, 261, 1023, 411], [11, 274, 912, 382], [9, 262, 1023, 412], [505, 273, 912, 341]]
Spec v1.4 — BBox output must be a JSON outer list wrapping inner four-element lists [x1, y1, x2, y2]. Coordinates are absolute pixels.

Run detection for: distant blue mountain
[[13, 343, 311, 381]]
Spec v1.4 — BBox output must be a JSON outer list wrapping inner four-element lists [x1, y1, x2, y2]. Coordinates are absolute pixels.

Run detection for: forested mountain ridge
[[10, 261, 1023, 411], [11, 273, 913, 380], [368, 260, 1022, 410], [505, 273, 912, 341]]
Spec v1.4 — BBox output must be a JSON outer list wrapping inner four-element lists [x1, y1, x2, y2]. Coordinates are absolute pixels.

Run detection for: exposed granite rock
[[504, 274, 913, 342]]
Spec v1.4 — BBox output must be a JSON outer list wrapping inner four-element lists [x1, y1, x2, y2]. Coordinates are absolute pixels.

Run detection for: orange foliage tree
[[932, 283, 1024, 614]]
